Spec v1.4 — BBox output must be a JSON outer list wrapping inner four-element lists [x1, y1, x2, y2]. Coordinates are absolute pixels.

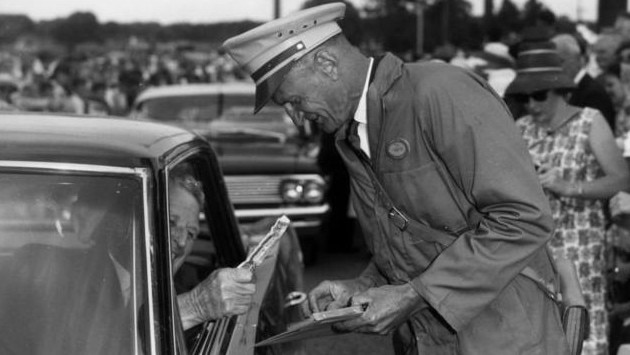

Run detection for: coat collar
[[335, 52, 404, 144]]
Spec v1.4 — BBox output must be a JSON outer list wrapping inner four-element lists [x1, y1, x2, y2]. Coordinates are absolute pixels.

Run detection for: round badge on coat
[[386, 138, 410, 160]]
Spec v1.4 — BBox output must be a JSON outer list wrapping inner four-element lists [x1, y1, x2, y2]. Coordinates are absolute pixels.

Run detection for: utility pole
[[274, 0, 281, 19], [416, 0, 426, 59]]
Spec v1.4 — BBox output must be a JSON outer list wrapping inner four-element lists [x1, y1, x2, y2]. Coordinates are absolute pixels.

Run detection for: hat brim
[[254, 61, 296, 113], [505, 71, 575, 95]]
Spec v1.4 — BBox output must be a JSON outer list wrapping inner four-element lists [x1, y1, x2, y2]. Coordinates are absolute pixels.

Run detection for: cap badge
[[386, 138, 410, 160]]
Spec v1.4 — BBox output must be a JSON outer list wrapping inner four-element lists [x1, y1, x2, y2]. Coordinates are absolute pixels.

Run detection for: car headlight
[[281, 180, 303, 203], [302, 181, 324, 204]]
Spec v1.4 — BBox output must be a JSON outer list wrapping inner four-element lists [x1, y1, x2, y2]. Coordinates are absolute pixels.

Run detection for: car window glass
[[0, 172, 147, 355], [143, 96, 220, 123]]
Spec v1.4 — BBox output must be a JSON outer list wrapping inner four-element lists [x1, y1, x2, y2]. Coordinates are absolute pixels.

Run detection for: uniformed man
[[222, 3, 568, 354]]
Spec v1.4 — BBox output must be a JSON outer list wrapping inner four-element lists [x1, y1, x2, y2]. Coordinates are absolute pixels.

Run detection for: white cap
[[222, 3, 346, 112]]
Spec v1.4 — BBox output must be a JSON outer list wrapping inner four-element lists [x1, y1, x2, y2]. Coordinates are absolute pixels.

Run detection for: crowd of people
[[0, 47, 247, 116]]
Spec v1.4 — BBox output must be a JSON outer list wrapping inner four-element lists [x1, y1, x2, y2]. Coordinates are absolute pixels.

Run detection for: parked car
[[0, 113, 305, 354], [131, 83, 328, 263]]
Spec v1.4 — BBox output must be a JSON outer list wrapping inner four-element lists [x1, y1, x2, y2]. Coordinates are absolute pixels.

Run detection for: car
[[131, 82, 329, 263], [0, 113, 306, 354]]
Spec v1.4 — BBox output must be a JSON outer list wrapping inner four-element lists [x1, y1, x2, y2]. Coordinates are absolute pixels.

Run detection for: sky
[[0, 0, 603, 24]]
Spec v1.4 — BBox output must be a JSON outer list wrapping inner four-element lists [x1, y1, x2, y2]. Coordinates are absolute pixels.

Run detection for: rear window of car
[[139, 94, 254, 123]]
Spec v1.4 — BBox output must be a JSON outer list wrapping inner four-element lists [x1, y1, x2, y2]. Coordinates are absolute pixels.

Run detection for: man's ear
[[313, 50, 338, 80]]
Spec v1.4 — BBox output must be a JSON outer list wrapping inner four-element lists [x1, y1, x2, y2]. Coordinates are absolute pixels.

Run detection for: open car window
[[0, 172, 147, 355], [166, 154, 245, 353]]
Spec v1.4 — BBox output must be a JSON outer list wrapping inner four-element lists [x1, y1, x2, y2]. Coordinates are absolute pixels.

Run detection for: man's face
[[169, 185, 201, 274], [272, 59, 350, 133], [603, 73, 626, 107], [73, 201, 107, 246], [594, 39, 619, 71]]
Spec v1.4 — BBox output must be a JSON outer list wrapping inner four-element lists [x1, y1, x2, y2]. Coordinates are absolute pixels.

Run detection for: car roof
[[134, 82, 256, 105], [0, 112, 205, 168]]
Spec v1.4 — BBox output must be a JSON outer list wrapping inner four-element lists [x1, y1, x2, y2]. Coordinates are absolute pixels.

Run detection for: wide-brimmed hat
[[504, 44, 575, 95], [222, 3, 346, 113]]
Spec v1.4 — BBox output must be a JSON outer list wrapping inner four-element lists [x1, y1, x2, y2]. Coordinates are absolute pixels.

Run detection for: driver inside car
[[168, 166, 256, 329]]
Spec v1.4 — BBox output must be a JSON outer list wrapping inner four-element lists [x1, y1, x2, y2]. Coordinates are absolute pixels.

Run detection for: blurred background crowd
[[0, 0, 624, 118]]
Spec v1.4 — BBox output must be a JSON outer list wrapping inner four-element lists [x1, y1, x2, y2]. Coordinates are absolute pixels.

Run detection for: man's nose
[[283, 103, 303, 126], [171, 229, 187, 248]]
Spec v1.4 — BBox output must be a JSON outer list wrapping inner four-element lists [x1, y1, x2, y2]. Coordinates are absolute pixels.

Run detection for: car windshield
[[139, 93, 253, 123], [0, 171, 147, 355]]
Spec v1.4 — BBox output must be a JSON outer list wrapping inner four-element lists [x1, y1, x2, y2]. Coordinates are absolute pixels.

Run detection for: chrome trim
[[291, 220, 323, 229], [138, 168, 158, 355], [224, 174, 325, 183], [0, 160, 139, 174], [233, 204, 329, 219]]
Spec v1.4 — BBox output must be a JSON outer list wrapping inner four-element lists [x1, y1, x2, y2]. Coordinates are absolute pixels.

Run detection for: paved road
[[301, 246, 395, 355]]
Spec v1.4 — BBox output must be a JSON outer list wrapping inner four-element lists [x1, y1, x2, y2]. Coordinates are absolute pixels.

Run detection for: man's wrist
[[177, 291, 204, 330]]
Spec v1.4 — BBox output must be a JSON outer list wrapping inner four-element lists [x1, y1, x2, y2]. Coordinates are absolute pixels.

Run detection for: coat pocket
[[380, 162, 467, 232]]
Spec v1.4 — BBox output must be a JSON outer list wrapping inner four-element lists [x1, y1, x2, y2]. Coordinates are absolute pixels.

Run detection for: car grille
[[223, 174, 325, 205], [224, 175, 284, 205]]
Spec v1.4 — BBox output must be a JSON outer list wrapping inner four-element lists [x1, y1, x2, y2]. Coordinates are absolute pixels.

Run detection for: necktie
[[346, 120, 370, 163]]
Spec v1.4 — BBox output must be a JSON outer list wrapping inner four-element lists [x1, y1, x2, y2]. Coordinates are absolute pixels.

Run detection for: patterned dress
[[516, 107, 608, 355]]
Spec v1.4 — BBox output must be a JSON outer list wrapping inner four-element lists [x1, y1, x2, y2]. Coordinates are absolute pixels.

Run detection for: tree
[[0, 15, 35, 44], [50, 12, 102, 50], [496, 0, 521, 32]]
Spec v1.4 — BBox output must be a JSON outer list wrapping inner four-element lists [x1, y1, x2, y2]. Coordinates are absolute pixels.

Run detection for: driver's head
[[168, 168, 204, 274], [72, 184, 121, 246]]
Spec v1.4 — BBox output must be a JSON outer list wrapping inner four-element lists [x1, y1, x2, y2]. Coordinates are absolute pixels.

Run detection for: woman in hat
[[507, 45, 630, 355]]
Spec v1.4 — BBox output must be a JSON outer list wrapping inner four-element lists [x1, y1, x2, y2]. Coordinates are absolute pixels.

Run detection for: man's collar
[[354, 58, 373, 125], [574, 68, 587, 84]]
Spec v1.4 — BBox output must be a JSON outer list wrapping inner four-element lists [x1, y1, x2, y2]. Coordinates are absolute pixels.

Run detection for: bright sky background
[[0, 0, 605, 24]]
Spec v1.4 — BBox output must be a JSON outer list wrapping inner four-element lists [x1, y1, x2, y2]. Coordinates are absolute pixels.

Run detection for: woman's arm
[[578, 111, 630, 199]]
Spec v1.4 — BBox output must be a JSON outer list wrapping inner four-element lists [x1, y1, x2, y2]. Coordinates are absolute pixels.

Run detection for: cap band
[[251, 41, 305, 83]]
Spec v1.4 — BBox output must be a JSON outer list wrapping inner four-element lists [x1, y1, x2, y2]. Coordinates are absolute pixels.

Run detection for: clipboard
[[254, 305, 365, 347]]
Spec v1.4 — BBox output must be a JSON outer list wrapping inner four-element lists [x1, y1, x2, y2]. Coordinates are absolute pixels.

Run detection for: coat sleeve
[[408, 66, 554, 331]]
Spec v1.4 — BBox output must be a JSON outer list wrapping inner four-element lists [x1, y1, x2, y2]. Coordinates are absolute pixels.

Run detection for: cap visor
[[254, 62, 296, 113]]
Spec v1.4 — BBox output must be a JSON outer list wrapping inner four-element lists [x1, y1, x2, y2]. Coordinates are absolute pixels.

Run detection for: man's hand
[[178, 268, 255, 330], [333, 283, 425, 335], [308, 279, 369, 313]]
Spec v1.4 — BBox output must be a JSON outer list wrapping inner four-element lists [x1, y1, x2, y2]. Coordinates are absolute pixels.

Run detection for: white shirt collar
[[353, 58, 373, 125], [574, 68, 587, 84]]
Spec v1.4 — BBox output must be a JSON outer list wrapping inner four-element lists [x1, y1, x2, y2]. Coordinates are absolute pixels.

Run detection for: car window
[[0, 172, 147, 355], [166, 155, 245, 353], [139, 93, 254, 123]]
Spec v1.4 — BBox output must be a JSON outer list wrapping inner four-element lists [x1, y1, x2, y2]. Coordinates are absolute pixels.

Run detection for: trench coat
[[335, 54, 569, 354]]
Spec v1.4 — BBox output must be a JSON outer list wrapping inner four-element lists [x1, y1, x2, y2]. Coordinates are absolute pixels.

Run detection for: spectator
[[601, 63, 630, 142], [48, 61, 85, 114], [552, 33, 616, 129], [592, 32, 624, 78], [507, 41, 630, 355]]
